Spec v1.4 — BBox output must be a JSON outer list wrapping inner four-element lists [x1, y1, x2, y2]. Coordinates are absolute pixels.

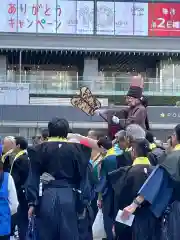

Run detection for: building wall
[[0, 56, 6, 81]]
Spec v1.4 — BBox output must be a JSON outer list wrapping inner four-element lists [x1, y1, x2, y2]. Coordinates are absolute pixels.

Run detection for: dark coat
[[125, 104, 147, 129]]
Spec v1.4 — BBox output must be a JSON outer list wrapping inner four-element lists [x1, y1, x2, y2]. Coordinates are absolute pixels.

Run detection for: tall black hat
[[127, 76, 144, 99]]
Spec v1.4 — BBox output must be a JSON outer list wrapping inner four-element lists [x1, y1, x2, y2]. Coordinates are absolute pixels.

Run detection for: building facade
[[0, 0, 180, 139]]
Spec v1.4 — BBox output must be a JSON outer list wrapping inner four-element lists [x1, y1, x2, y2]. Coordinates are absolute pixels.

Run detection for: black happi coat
[[26, 141, 91, 240], [108, 164, 160, 240], [11, 152, 29, 202]]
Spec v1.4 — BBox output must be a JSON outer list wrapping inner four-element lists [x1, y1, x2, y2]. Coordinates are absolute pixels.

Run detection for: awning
[[0, 33, 180, 52]]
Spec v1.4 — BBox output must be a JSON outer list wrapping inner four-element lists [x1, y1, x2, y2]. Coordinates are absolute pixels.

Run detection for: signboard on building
[[0, 0, 94, 34], [0, 83, 29, 105], [148, 3, 180, 37], [97, 2, 148, 36], [0, 0, 180, 36]]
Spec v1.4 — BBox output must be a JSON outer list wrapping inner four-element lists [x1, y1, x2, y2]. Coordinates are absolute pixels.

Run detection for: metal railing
[[0, 74, 179, 96]]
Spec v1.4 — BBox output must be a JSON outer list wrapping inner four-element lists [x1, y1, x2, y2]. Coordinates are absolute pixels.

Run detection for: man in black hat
[[112, 76, 149, 130]]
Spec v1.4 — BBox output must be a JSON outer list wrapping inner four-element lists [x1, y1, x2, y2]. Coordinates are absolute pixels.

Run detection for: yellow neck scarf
[[1, 149, 14, 163], [133, 157, 150, 166], [150, 143, 156, 150], [174, 144, 180, 151], [14, 150, 27, 161], [125, 147, 132, 152], [10, 149, 27, 174], [48, 137, 67, 142]]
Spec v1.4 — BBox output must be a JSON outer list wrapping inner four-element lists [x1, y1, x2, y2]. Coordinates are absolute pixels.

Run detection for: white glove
[[112, 115, 120, 124]]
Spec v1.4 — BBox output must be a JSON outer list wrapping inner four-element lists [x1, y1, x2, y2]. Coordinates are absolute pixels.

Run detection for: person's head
[[126, 124, 146, 147], [97, 136, 112, 150], [32, 136, 41, 146], [126, 96, 141, 107], [131, 139, 151, 160], [14, 136, 28, 152], [146, 131, 154, 144], [126, 76, 143, 107], [3, 136, 16, 153], [172, 124, 180, 148], [114, 130, 128, 150], [87, 129, 101, 140], [126, 75, 143, 107], [41, 129, 49, 142], [48, 117, 69, 138]]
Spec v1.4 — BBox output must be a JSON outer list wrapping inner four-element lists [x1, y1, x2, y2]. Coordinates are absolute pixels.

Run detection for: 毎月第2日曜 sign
[[148, 3, 180, 37]]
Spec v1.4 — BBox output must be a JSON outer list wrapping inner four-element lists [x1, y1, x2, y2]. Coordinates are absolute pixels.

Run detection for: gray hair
[[115, 130, 126, 141], [4, 136, 15, 144], [126, 124, 145, 140]]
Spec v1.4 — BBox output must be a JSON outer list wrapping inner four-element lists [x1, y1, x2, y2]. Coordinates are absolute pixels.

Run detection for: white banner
[[0, 0, 94, 34], [77, 1, 94, 34], [115, 2, 148, 36], [97, 2, 115, 35], [0, 83, 29, 105]]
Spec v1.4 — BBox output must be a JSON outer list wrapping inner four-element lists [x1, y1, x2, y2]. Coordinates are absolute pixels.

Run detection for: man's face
[[126, 96, 138, 107], [118, 139, 127, 150], [3, 139, 14, 153]]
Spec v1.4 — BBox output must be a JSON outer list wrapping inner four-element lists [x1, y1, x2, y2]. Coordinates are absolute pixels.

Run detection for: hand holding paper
[[115, 209, 135, 227]]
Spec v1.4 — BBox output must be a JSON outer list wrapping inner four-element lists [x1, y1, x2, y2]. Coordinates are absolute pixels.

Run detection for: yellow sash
[[105, 148, 115, 157], [1, 149, 14, 163], [48, 137, 67, 142], [133, 157, 150, 166], [174, 144, 180, 151], [149, 143, 156, 150], [125, 147, 132, 152], [10, 150, 27, 174]]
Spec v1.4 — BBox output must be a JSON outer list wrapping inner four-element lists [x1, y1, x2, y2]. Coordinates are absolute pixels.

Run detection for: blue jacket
[[0, 172, 11, 236]]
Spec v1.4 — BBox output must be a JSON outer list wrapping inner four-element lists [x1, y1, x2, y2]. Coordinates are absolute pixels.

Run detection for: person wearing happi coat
[[10, 136, 29, 240], [94, 136, 122, 240], [108, 139, 159, 240], [26, 117, 92, 240], [122, 124, 180, 240]]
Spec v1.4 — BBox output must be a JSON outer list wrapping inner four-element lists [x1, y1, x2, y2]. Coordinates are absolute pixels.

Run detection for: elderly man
[[126, 123, 146, 141], [2, 136, 16, 172]]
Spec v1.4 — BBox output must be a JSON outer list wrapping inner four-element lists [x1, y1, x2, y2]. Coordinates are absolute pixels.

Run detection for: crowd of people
[[0, 76, 180, 240], [0, 118, 178, 240]]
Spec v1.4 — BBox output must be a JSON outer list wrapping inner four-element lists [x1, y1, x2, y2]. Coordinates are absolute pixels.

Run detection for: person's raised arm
[[67, 133, 108, 152]]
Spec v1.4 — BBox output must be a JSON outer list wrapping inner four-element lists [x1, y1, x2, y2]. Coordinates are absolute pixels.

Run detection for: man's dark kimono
[[27, 140, 91, 240], [108, 164, 159, 240], [138, 150, 180, 240], [11, 151, 29, 240]]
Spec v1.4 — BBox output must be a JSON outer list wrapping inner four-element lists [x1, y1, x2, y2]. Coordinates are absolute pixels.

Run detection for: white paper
[[115, 209, 135, 226]]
